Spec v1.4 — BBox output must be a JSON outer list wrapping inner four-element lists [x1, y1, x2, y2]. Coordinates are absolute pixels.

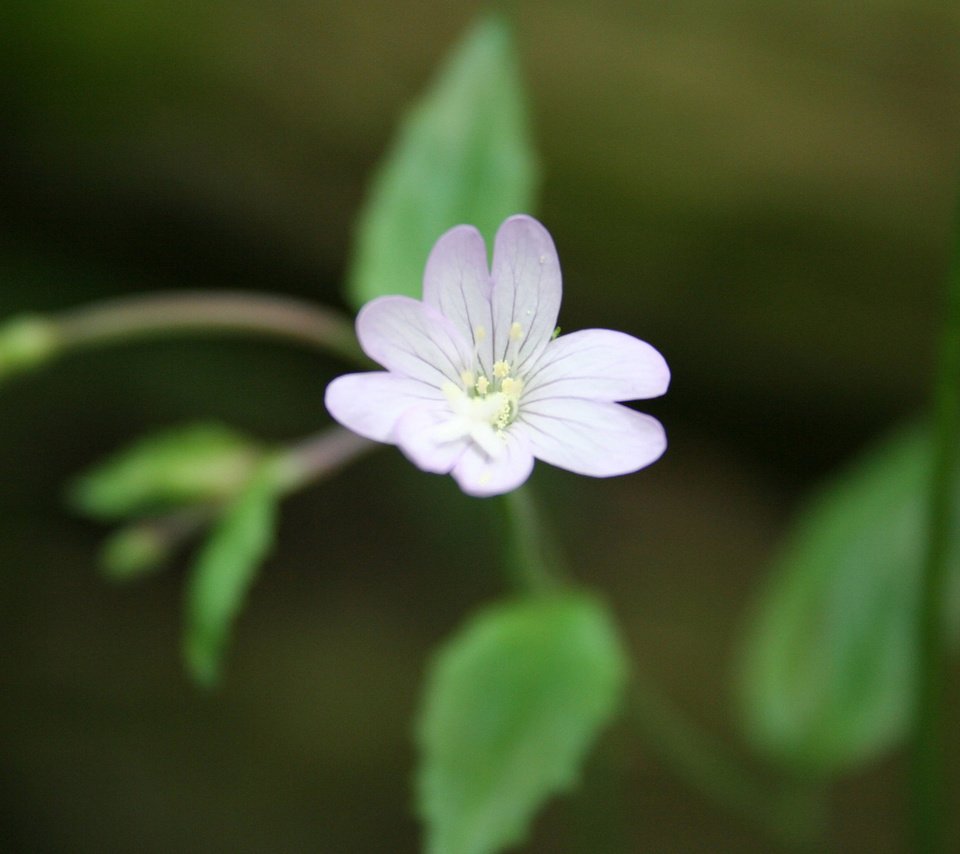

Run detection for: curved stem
[[55, 291, 368, 366], [103, 428, 380, 576], [910, 206, 960, 853], [626, 673, 823, 849], [273, 428, 378, 493]]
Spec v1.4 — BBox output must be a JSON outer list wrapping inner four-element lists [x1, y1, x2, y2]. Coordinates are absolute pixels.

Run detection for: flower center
[[438, 359, 524, 458]]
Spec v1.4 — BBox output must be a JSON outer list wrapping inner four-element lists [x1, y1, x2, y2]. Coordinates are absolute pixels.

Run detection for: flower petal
[[523, 329, 670, 404], [394, 404, 470, 474], [519, 398, 666, 477], [422, 225, 494, 376], [325, 372, 441, 442], [357, 296, 474, 386], [451, 431, 535, 497], [490, 215, 562, 373]]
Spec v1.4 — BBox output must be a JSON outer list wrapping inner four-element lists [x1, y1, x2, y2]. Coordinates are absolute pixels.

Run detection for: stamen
[[460, 370, 475, 388], [509, 322, 523, 341], [492, 360, 510, 379], [500, 377, 521, 396], [474, 325, 487, 342], [494, 400, 512, 430], [475, 376, 490, 396], [441, 381, 463, 403]]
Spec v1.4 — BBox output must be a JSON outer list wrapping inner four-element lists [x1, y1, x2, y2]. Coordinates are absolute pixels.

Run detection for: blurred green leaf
[[738, 423, 960, 774], [347, 12, 538, 307], [99, 506, 214, 583], [417, 593, 627, 854], [68, 423, 261, 520], [0, 315, 60, 385], [183, 462, 280, 688], [101, 522, 174, 582]]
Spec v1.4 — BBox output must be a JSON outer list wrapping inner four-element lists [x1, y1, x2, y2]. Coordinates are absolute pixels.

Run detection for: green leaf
[[347, 12, 538, 307], [100, 522, 174, 582], [98, 506, 214, 583], [737, 423, 960, 774], [68, 423, 261, 520], [417, 593, 628, 854], [182, 462, 280, 687], [0, 315, 60, 385]]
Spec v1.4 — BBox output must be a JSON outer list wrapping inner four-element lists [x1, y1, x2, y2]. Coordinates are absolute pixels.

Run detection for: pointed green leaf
[[737, 423, 960, 774], [347, 12, 538, 307], [68, 423, 261, 520], [183, 463, 280, 687], [417, 593, 628, 854]]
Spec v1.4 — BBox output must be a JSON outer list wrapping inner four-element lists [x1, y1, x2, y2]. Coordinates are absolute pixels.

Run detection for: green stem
[[101, 428, 379, 576], [496, 485, 822, 846], [54, 291, 368, 366], [500, 487, 822, 846], [497, 485, 565, 595], [910, 209, 960, 853], [627, 672, 822, 849]]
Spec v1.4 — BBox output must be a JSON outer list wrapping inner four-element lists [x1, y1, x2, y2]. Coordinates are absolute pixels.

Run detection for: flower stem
[[272, 427, 377, 493], [102, 428, 378, 577], [54, 291, 368, 366], [496, 485, 822, 846], [497, 485, 566, 595], [626, 672, 823, 849], [910, 209, 960, 853]]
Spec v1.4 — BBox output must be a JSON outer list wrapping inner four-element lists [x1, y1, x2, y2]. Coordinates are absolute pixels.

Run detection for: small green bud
[[101, 524, 172, 581], [0, 315, 60, 383], [68, 424, 263, 520]]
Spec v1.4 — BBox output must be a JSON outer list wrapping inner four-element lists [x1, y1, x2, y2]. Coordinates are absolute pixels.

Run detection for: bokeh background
[[3, 2, 960, 851]]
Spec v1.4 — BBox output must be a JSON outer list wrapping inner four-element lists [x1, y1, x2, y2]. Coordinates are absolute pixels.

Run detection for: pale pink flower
[[325, 215, 669, 496]]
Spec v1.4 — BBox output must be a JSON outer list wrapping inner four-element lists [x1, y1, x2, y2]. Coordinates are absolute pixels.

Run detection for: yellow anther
[[509, 322, 523, 340], [495, 403, 511, 430], [474, 325, 487, 342], [475, 376, 490, 396], [460, 370, 475, 387], [500, 377, 521, 396], [492, 360, 510, 379]]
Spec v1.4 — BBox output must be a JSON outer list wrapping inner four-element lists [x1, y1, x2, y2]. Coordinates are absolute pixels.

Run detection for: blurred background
[[2, 1, 960, 851]]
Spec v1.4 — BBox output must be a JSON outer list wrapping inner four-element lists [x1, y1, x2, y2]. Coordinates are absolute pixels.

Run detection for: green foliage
[[738, 424, 960, 774], [183, 462, 281, 688], [68, 423, 261, 520], [347, 12, 538, 307], [100, 521, 174, 581], [417, 593, 627, 854], [0, 315, 59, 384]]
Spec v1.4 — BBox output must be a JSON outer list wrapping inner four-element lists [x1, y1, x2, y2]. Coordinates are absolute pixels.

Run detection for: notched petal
[[520, 399, 666, 477], [324, 372, 441, 442], [394, 405, 470, 474], [422, 225, 494, 375], [452, 430, 535, 497], [523, 329, 670, 403], [490, 215, 562, 372], [357, 296, 474, 386]]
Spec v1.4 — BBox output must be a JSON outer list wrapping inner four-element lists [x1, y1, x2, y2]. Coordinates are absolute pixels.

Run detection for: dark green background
[[2, 2, 959, 851]]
